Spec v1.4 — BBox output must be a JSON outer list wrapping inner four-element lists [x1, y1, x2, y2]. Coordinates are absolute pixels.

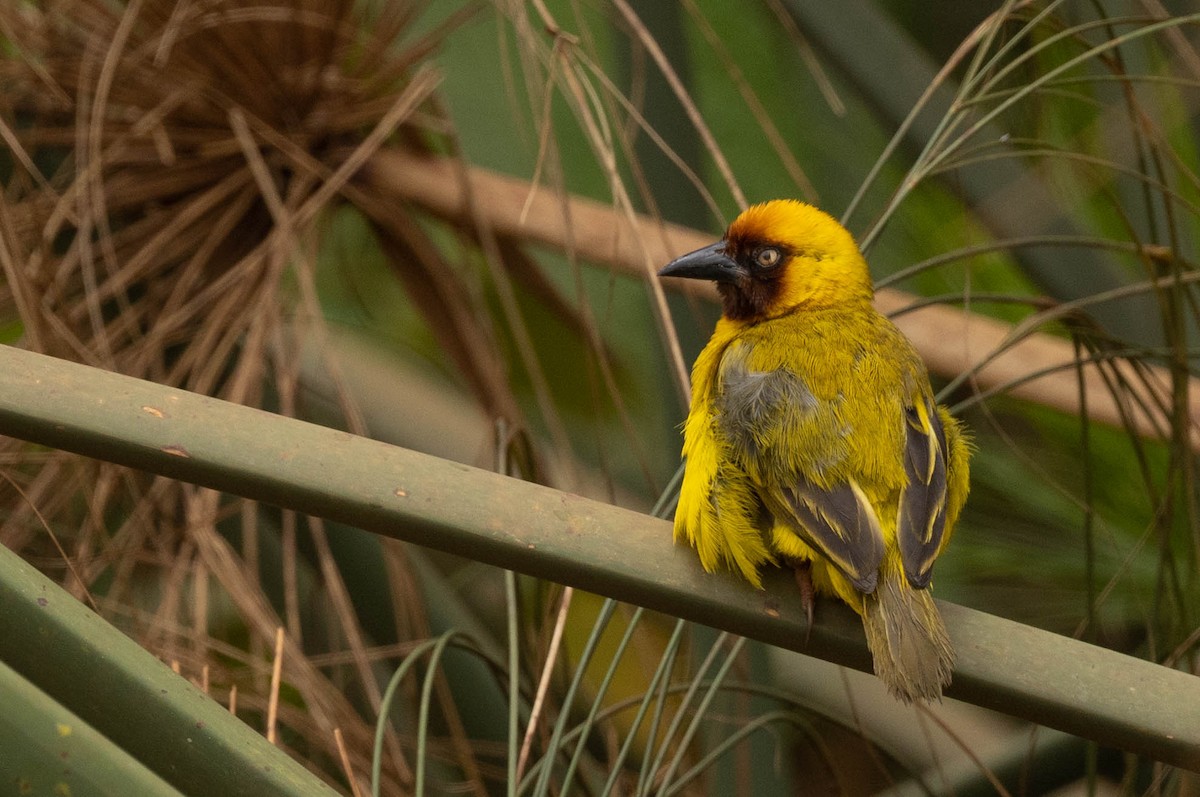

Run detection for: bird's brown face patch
[[718, 231, 793, 322]]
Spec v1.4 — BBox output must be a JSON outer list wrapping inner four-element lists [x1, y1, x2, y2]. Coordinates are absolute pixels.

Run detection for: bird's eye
[[755, 247, 782, 268]]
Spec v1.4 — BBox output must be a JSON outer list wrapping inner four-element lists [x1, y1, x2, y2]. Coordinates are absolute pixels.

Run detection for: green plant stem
[[0, 531, 339, 796], [1, 345, 1198, 771], [506, 570, 521, 797], [0, 658, 185, 797], [529, 599, 616, 797]]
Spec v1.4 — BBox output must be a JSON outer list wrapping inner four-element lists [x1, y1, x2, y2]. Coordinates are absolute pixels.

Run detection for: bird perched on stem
[[660, 199, 971, 703]]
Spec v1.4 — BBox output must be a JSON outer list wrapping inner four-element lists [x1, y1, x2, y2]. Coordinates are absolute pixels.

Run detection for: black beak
[[658, 241, 745, 284]]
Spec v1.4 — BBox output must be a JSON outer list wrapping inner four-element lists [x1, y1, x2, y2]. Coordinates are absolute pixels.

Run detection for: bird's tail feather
[[861, 568, 954, 703]]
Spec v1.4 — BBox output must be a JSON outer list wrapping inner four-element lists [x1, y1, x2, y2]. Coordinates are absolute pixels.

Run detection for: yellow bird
[[660, 199, 971, 703]]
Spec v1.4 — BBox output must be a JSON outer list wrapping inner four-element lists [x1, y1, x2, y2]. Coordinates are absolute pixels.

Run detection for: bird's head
[[659, 200, 873, 322]]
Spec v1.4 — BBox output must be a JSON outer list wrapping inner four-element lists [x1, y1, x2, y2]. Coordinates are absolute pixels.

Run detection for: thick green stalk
[[0, 344, 1197, 771], [0, 658, 184, 796], [0, 526, 341, 795]]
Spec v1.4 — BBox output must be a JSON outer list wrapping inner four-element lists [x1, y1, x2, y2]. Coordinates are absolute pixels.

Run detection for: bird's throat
[[717, 280, 778, 322]]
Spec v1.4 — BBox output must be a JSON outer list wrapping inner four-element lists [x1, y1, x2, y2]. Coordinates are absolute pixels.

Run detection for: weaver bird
[[660, 199, 970, 703]]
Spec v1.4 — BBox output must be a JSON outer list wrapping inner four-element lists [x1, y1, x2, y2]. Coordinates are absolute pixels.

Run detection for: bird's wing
[[896, 396, 949, 588], [776, 477, 886, 593], [716, 341, 886, 592]]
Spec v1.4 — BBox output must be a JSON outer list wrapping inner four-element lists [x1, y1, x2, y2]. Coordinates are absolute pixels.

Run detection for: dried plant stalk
[[359, 149, 1200, 447]]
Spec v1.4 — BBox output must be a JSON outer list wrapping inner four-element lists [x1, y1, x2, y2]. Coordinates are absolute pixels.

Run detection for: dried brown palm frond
[[4, 0, 437, 387], [0, 1, 509, 790]]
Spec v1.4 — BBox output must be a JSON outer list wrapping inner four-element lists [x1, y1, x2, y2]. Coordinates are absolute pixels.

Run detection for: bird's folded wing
[[776, 477, 886, 593], [897, 397, 949, 588]]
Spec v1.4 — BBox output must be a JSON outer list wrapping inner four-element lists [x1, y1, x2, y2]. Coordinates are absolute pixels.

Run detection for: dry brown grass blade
[[492, 4, 695, 409], [306, 514, 411, 775], [359, 150, 701, 301], [360, 149, 1200, 446], [0, 469, 97, 611], [495, 238, 617, 363], [267, 625, 285, 745], [1, 0, 481, 789], [495, 238, 663, 493], [0, 456, 82, 551], [610, 0, 745, 211], [516, 585, 574, 784], [680, 0, 819, 201], [181, 490, 408, 781], [334, 726, 366, 797], [365, 209, 527, 425], [438, 146, 584, 485]]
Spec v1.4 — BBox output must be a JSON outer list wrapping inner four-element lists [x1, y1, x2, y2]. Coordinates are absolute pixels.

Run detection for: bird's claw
[[794, 561, 815, 644]]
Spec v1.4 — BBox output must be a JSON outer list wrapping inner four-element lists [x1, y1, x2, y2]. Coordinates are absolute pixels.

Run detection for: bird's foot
[[794, 561, 815, 643]]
